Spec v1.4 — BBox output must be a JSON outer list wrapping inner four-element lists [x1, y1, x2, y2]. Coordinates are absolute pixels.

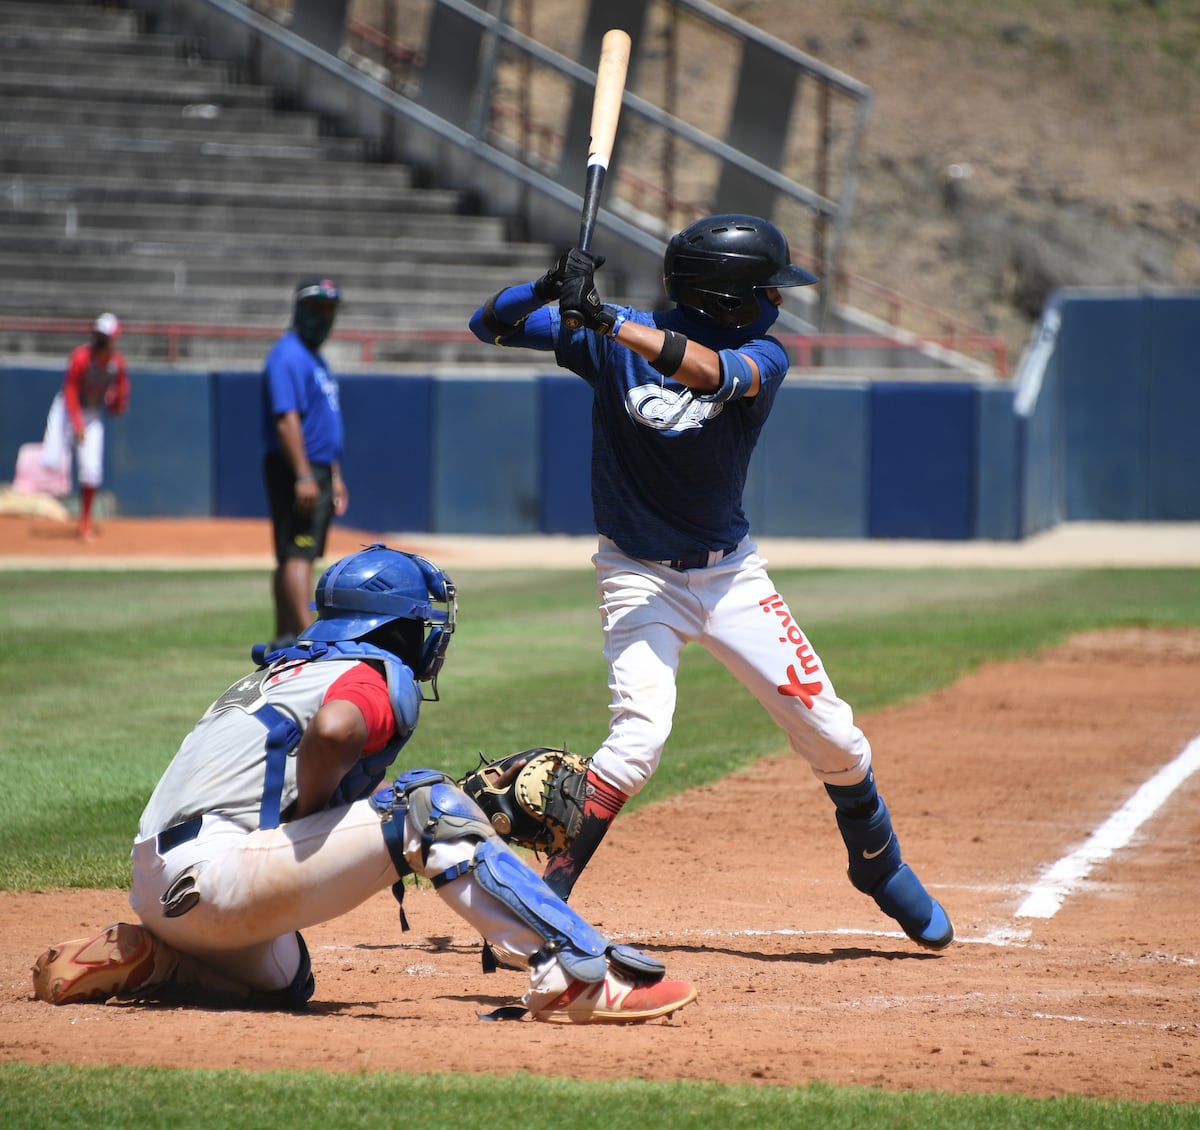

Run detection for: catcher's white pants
[[588, 536, 872, 797], [129, 801, 564, 999], [40, 392, 105, 487]]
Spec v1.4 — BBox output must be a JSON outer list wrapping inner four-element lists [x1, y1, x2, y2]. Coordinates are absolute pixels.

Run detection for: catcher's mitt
[[460, 747, 589, 855]]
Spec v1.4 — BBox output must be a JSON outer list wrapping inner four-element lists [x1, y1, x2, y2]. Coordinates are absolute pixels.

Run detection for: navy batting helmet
[[301, 543, 457, 688], [663, 214, 817, 328]]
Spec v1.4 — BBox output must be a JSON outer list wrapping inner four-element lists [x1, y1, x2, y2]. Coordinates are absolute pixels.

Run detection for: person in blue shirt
[[467, 214, 953, 952], [262, 277, 349, 650]]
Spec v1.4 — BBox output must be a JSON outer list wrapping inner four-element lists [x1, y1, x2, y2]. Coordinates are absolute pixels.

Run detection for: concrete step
[[1, 173, 467, 211], [0, 23, 186, 54], [0, 46, 235, 84], [0, 230, 551, 268], [0, 2, 139, 32], [0, 252, 552, 293], [1, 123, 373, 165], [0, 203, 511, 242], [0, 69, 276, 108], [0, 96, 323, 138], [0, 281, 485, 324]]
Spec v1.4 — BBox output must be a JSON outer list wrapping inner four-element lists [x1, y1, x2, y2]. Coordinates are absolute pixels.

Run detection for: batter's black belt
[[156, 816, 203, 854], [656, 547, 734, 572]]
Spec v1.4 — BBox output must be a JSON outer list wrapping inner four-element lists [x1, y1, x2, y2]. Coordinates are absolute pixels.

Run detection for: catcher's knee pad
[[373, 768, 496, 878], [470, 839, 664, 985]]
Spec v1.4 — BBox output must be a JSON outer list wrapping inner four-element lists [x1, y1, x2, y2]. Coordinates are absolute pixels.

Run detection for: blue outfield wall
[[867, 382, 978, 540], [3, 291, 1196, 539], [1145, 295, 1200, 520], [1016, 289, 1200, 527], [1060, 297, 1147, 520], [748, 382, 871, 538], [210, 370, 436, 532], [538, 375, 594, 535]]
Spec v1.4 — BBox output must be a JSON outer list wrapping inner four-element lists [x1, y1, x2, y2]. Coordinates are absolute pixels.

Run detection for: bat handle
[[562, 164, 606, 329]]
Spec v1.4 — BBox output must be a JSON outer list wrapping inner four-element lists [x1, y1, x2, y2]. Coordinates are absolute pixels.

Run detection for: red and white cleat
[[32, 923, 176, 1005], [529, 970, 697, 1024]]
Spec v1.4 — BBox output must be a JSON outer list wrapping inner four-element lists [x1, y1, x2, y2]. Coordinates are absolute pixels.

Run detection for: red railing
[[0, 316, 1008, 377]]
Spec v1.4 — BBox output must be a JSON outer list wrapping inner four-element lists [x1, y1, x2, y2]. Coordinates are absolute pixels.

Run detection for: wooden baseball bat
[[562, 28, 631, 329]]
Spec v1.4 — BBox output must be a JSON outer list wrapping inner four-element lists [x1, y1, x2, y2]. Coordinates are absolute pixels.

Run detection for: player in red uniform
[[40, 313, 130, 540]]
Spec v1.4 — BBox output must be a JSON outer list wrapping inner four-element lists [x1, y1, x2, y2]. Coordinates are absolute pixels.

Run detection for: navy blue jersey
[[491, 301, 790, 561], [261, 328, 344, 464]]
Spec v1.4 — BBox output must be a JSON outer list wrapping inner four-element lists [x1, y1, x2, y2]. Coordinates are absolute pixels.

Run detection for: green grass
[[2, 565, 1199, 1125], [1, 1064, 1197, 1130]]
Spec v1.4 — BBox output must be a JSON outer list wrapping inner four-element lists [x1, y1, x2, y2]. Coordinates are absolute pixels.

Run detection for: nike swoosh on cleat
[[862, 834, 893, 860]]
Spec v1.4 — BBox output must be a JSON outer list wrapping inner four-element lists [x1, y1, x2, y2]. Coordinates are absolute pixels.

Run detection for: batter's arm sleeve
[[469, 282, 556, 350]]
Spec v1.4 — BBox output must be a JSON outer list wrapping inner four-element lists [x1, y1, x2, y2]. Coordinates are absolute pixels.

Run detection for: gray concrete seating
[[0, 0, 565, 368]]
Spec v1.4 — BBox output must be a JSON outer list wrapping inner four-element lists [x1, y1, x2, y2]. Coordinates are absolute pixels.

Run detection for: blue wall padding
[[1061, 297, 1147, 519], [4, 292, 1198, 536], [974, 384, 1019, 539], [868, 382, 977, 539], [211, 371, 436, 531], [430, 377, 539, 533], [211, 370, 267, 519], [538, 374, 594, 534], [338, 373, 434, 532], [1146, 294, 1200, 519], [0, 368, 64, 483], [105, 370, 211, 516], [749, 382, 870, 537]]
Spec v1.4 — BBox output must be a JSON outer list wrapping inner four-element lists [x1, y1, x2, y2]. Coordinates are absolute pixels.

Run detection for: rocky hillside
[[349, 0, 1196, 365], [725, 0, 1199, 362]]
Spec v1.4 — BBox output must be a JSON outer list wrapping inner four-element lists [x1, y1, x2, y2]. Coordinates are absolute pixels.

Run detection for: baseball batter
[[32, 544, 696, 1023], [467, 215, 953, 950], [39, 312, 129, 540]]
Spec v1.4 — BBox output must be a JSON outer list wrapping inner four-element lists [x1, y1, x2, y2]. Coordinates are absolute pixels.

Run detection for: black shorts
[[263, 451, 334, 563]]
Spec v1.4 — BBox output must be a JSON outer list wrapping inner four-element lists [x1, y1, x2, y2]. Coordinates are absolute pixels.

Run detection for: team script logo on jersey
[[626, 383, 723, 432]]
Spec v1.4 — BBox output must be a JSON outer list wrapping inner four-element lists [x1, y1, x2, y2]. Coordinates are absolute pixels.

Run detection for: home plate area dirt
[[2, 516, 1198, 1103]]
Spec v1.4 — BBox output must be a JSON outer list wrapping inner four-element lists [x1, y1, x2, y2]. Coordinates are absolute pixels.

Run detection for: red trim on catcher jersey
[[324, 663, 395, 752]]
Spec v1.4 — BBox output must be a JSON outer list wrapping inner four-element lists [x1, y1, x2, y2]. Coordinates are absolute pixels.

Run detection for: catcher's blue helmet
[[300, 543, 456, 686], [663, 214, 817, 328]]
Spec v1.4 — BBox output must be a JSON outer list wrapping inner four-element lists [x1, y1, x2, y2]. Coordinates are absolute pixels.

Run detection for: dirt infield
[[2, 515, 1199, 1102]]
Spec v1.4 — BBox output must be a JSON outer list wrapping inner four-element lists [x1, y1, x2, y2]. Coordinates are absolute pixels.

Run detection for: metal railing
[[248, 0, 874, 332], [0, 315, 1007, 376]]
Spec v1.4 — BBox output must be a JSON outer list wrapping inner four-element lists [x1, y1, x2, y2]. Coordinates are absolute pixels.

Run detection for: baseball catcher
[[460, 747, 591, 856], [31, 544, 696, 1024]]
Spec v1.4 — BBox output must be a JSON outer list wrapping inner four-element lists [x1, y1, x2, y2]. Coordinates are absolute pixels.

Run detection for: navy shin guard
[[826, 776, 953, 950]]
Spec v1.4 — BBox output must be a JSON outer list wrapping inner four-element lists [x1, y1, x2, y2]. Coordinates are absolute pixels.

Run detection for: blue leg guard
[[826, 774, 953, 950], [471, 839, 664, 984]]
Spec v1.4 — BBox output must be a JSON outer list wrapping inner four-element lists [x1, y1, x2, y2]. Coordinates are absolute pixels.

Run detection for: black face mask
[[295, 305, 337, 349]]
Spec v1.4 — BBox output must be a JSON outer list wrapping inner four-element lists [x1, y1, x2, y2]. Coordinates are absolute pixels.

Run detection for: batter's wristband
[[608, 311, 627, 340], [650, 329, 688, 377]]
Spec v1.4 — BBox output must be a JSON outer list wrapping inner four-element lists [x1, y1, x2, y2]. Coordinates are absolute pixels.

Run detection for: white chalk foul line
[[1015, 734, 1200, 919]]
